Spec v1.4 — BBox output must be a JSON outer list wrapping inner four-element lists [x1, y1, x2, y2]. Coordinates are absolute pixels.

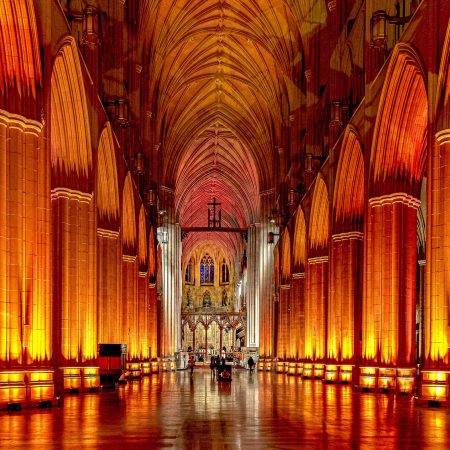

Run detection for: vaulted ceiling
[[139, 0, 326, 259]]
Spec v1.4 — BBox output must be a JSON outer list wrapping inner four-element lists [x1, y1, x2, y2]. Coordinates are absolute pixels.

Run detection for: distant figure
[[221, 356, 226, 366], [215, 356, 221, 380], [210, 356, 216, 378], [189, 355, 195, 376], [248, 356, 255, 373]]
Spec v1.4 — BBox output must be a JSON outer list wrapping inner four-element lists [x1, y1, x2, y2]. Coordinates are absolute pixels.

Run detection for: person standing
[[189, 355, 195, 376], [210, 356, 216, 378], [248, 356, 255, 373]]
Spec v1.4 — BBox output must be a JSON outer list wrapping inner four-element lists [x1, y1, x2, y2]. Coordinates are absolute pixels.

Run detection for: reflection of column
[[329, 232, 362, 363], [426, 131, 450, 367], [205, 326, 208, 356], [363, 194, 419, 366], [305, 257, 328, 361]]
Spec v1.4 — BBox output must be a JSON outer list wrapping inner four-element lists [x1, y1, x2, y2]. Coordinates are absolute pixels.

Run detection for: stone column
[[425, 130, 450, 366], [363, 194, 419, 367], [246, 224, 260, 347], [0, 112, 50, 366], [305, 257, 328, 361], [159, 186, 182, 357], [329, 232, 362, 363], [258, 189, 276, 356], [291, 273, 305, 361], [97, 229, 121, 344]]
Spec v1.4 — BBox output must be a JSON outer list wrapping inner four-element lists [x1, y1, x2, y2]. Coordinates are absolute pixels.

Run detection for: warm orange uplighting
[[309, 176, 329, 253], [122, 172, 137, 248], [325, 365, 339, 382], [82, 367, 100, 390], [62, 367, 82, 391], [303, 363, 313, 378], [97, 123, 119, 221], [0, 0, 42, 98], [141, 362, 151, 375], [293, 209, 307, 271], [288, 363, 297, 376], [276, 362, 285, 373], [371, 49, 428, 197], [51, 38, 92, 177], [138, 205, 148, 266], [333, 129, 364, 232]]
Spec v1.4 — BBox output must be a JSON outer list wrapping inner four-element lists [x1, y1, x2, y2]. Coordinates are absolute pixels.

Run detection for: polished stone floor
[[3, 368, 450, 449]]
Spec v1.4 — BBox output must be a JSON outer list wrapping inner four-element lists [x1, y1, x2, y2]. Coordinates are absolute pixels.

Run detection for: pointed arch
[[309, 175, 330, 255], [51, 37, 92, 178], [0, 0, 42, 98], [97, 122, 119, 221], [370, 44, 428, 197], [280, 229, 291, 282], [138, 204, 147, 265], [122, 172, 136, 248], [292, 208, 307, 272], [333, 127, 364, 233]]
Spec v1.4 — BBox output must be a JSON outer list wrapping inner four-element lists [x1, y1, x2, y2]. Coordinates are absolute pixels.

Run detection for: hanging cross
[[207, 197, 222, 228]]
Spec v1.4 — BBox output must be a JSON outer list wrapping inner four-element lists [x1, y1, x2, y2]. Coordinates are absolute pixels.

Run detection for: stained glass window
[[200, 254, 214, 284]]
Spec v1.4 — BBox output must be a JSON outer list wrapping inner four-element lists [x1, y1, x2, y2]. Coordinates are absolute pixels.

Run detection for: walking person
[[189, 355, 195, 376], [248, 356, 255, 373], [210, 356, 216, 378]]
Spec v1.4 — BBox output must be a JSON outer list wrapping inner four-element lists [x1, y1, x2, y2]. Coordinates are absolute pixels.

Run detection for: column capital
[[369, 193, 420, 209], [436, 129, 450, 144]]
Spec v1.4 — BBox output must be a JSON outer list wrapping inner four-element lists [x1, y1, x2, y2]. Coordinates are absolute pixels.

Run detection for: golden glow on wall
[[0, 110, 50, 365], [97, 123, 119, 221], [292, 208, 306, 271], [0, 0, 42, 98], [122, 172, 136, 248], [371, 46, 428, 196], [309, 176, 329, 253], [138, 205, 147, 266], [333, 128, 364, 232], [51, 38, 92, 178]]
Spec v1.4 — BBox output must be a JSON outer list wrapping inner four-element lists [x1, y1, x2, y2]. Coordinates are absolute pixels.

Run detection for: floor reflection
[[2, 369, 450, 448]]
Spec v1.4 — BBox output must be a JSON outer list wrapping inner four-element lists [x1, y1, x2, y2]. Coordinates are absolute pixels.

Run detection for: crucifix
[[207, 197, 222, 228]]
